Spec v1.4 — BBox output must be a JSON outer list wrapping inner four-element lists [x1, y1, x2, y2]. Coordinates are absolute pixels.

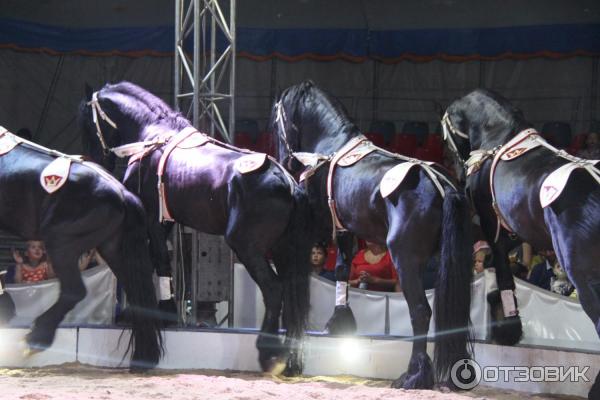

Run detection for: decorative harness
[[89, 92, 296, 222], [276, 101, 455, 239], [0, 126, 125, 197], [442, 112, 600, 242]]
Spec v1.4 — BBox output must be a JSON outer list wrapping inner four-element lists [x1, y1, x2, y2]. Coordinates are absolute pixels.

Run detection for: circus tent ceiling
[[0, 0, 599, 61]]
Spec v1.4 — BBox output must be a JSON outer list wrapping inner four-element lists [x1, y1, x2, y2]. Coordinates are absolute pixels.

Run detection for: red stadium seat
[[364, 132, 386, 147], [233, 132, 255, 150], [389, 134, 417, 157], [568, 133, 587, 155], [415, 147, 443, 163], [255, 132, 276, 155], [325, 242, 338, 270], [424, 134, 443, 149]]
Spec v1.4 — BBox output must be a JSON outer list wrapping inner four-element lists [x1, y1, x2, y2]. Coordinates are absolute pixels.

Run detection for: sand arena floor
[[0, 364, 583, 400]]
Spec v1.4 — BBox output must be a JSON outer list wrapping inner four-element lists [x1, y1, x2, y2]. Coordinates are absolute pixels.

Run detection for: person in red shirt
[[349, 241, 400, 292]]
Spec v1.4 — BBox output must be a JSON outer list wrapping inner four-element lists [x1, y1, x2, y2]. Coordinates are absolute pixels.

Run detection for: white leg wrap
[[0, 270, 5, 295], [158, 276, 172, 301], [500, 289, 517, 317], [335, 281, 348, 306]]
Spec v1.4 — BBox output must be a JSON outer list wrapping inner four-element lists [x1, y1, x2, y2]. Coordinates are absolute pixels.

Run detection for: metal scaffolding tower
[[174, 0, 236, 142], [172, 0, 237, 327]]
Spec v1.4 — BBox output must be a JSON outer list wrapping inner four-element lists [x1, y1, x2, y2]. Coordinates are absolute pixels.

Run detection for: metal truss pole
[[174, 0, 236, 142], [173, 0, 236, 328]]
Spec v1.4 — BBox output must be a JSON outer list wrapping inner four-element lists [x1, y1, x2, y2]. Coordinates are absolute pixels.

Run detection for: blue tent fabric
[[1, 18, 599, 60]]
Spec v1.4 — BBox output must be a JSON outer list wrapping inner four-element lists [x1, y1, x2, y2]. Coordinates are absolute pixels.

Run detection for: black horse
[[270, 81, 473, 389], [78, 81, 312, 374], [0, 127, 162, 369], [443, 88, 600, 400]]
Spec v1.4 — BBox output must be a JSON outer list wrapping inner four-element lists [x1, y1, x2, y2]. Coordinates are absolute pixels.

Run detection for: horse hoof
[[21, 342, 44, 358], [267, 359, 287, 376], [259, 355, 285, 376], [391, 373, 408, 389], [325, 305, 357, 335], [391, 371, 434, 390]]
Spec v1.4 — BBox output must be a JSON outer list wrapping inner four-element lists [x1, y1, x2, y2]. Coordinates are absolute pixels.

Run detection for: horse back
[[0, 146, 125, 239], [488, 149, 600, 247], [323, 153, 444, 241], [134, 144, 293, 234]]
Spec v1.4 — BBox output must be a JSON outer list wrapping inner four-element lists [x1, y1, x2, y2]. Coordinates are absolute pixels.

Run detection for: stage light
[[338, 338, 361, 363]]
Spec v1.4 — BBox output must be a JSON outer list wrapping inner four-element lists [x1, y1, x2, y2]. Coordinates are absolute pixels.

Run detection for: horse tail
[[120, 191, 164, 369], [434, 189, 473, 383], [277, 184, 312, 372]]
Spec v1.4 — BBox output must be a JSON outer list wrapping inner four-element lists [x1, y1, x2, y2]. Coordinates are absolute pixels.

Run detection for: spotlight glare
[[338, 338, 360, 363]]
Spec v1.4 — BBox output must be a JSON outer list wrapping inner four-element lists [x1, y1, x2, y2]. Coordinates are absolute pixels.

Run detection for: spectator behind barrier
[[577, 131, 600, 160], [310, 242, 335, 281], [528, 249, 558, 291], [472, 240, 492, 274], [12, 240, 54, 283], [349, 241, 400, 292]]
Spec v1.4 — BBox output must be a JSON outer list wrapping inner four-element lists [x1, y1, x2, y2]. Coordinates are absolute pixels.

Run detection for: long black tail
[[434, 190, 473, 382], [120, 191, 164, 369], [273, 184, 312, 370]]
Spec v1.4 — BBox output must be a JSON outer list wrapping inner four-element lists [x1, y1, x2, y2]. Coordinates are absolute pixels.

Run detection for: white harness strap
[[87, 92, 118, 154], [298, 135, 454, 240], [488, 129, 539, 241], [326, 136, 368, 238], [156, 127, 199, 222]]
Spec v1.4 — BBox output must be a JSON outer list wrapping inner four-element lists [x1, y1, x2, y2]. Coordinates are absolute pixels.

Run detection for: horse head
[[271, 80, 360, 173], [79, 81, 189, 171], [443, 89, 530, 164], [78, 83, 120, 170]]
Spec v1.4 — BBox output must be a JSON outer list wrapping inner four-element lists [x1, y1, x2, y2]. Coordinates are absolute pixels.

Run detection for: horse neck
[[300, 120, 359, 155], [463, 106, 531, 152]]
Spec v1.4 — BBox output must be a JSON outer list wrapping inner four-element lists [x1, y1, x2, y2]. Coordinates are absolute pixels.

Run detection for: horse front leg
[[325, 231, 357, 335], [147, 220, 178, 326], [25, 247, 86, 354], [487, 235, 523, 345], [391, 264, 434, 389]]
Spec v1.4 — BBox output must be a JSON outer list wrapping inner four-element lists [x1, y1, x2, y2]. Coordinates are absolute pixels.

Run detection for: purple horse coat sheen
[[271, 81, 473, 389], [79, 81, 312, 375], [444, 89, 600, 400], [0, 130, 162, 370]]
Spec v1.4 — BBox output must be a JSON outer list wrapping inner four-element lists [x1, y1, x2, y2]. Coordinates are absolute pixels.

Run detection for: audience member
[[12, 240, 54, 283], [577, 131, 600, 159], [78, 249, 105, 271], [310, 242, 335, 281], [349, 241, 400, 292], [550, 262, 574, 297], [472, 240, 492, 274], [528, 249, 557, 291]]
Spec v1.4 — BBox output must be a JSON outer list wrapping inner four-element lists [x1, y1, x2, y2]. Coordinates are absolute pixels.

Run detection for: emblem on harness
[[235, 153, 267, 174], [44, 175, 62, 187], [504, 147, 526, 160]]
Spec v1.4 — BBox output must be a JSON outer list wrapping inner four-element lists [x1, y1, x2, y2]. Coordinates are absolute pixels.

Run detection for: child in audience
[[12, 240, 54, 283]]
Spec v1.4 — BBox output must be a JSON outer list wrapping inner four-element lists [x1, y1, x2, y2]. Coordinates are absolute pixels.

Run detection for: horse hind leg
[[25, 245, 86, 353], [230, 242, 285, 373]]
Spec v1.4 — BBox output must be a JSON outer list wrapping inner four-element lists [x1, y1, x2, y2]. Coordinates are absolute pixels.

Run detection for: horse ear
[[84, 83, 94, 101]]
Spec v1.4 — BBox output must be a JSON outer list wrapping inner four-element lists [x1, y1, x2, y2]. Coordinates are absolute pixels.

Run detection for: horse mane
[[102, 81, 190, 131], [280, 80, 360, 137], [465, 88, 529, 132]]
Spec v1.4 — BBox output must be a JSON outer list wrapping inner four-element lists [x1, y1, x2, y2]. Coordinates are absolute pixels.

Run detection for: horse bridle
[[88, 91, 174, 159], [441, 112, 469, 167], [87, 91, 118, 155]]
